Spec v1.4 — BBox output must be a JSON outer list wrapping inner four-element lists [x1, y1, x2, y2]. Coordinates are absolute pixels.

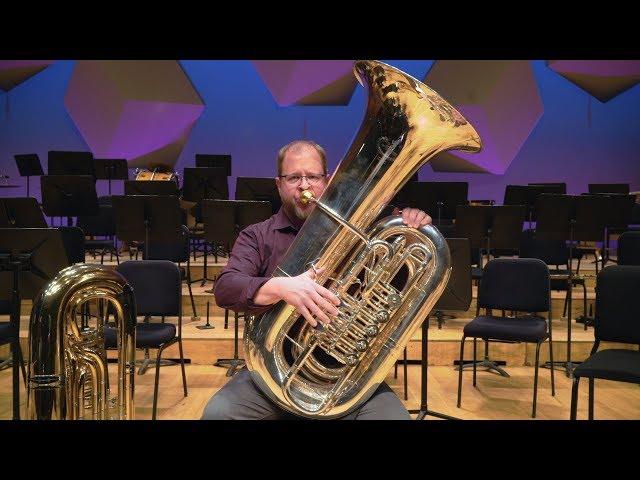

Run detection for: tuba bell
[[27, 264, 136, 420], [244, 60, 482, 418]]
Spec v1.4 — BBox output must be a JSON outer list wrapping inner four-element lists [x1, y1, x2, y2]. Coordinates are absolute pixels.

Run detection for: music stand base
[[136, 357, 179, 375], [0, 357, 12, 371], [214, 358, 245, 377], [408, 408, 461, 420], [456, 359, 510, 377], [542, 361, 578, 378]]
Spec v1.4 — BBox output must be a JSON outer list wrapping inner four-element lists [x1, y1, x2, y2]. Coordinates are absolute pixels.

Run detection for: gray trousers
[[201, 369, 411, 420]]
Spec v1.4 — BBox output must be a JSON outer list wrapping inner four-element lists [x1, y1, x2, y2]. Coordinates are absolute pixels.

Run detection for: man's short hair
[[277, 140, 328, 175]]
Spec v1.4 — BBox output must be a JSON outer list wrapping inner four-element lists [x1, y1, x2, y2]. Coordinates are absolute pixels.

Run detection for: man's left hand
[[394, 207, 432, 228]]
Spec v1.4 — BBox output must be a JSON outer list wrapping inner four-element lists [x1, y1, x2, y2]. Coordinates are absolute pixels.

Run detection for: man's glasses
[[278, 173, 327, 185]]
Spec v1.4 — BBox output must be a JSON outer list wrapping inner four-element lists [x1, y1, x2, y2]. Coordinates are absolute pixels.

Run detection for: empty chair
[[456, 258, 555, 418], [105, 260, 187, 420], [570, 265, 640, 420]]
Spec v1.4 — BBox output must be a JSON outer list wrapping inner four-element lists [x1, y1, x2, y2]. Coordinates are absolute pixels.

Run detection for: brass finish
[[27, 264, 137, 419]]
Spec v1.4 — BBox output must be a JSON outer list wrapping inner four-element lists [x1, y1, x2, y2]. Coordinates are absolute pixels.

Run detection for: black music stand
[[212, 200, 272, 375], [195, 153, 232, 176], [413, 182, 468, 226], [0, 198, 47, 228], [124, 180, 179, 196], [408, 238, 471, 420], [182, 167, 229, 203], [112, 195, 184, 263], [588, 183, 629, 195], [14, 154, 44, 197], [41, 175, 99, 226], [536, 194, 579, 377], [48, 151, 95, 176], [235, 177, 282, 214], [0, 228, 69, 419], [528, 182, 567, 194], [94, 158, 128, 195]]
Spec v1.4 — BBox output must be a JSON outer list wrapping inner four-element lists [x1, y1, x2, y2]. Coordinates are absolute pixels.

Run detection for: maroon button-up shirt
[[213, 207, 302, 315]]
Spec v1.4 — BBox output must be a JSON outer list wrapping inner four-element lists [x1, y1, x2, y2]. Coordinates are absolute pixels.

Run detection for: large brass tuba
[[244, 60, 482, 418], [27, 264, 136, 419]]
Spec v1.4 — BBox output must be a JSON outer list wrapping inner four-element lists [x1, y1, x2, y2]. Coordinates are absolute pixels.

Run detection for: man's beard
[[283, 197, 313, 222]]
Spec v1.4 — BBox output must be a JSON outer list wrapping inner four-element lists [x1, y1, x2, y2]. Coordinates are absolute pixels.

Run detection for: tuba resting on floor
[[244, 60, 482, 418], [27, 264, 136, 420]]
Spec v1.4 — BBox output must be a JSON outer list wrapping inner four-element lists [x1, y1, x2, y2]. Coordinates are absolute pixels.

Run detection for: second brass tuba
[[244, 60, 482, 418], [27, 264, 136, 420]]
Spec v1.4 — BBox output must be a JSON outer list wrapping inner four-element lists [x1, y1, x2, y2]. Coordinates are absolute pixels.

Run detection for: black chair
[[520, 229, 588, 327], [618, 231, 640, 266], [456, 258, 555, 418], [570, 265, 640, 419], [0, 298, 27, 415], [105, 260, 187, 420]]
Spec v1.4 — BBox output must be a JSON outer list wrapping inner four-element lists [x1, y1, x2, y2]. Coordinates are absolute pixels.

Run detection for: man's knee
[[201, 392, 235, 420]]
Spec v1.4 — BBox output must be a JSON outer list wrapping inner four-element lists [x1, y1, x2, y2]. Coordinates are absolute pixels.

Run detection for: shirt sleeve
[[213, 226, 273, 315]]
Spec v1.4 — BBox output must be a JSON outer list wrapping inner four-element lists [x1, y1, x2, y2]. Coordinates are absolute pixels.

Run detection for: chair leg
[[186, 264, 197, 318], [570, 376, 580, 420], [457, 336, 466, 408], [548, 339, 555, 397], [403, 346, 408, 401], [582, 283, 588, 331], [588, 378, 594, 420], [179, 339, 188, 397], [152, 347, 164, 420], [394, 360, 398, 379], [533, 342, 541, 418], [562, 291, 568, 318], [14, 341, 27, 387], [472, 338, 477, 387], [224, 308, 229, 329]]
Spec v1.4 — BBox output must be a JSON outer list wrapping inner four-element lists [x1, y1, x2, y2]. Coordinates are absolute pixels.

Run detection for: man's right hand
[[254, 267, 341, 328]]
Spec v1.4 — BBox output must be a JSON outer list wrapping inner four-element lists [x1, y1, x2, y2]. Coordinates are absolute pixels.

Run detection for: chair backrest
[[58, 226, 86, 264], [478, 258, 550, 313], [115, 260, 181, 317], [617, 231, 640, 266], [594, 265, 640, 344]]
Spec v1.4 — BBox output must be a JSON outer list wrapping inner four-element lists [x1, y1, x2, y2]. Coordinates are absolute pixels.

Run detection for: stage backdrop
[[1, 60, 639, 206]]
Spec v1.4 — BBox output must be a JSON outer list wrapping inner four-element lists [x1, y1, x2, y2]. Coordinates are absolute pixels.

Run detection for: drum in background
[[134, 168, 178, 182]]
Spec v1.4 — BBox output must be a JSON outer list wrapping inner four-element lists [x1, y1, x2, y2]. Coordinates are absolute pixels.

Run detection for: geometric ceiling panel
[[547, 60, 640, 102], [252, 60, 357, 106], [424, 60, 543, 174], [0, 60, 55, 91], [64, 60, 204, 168]]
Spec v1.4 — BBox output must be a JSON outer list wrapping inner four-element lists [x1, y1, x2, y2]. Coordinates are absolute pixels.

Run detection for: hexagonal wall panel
[[424, 61, 543, 174], [252, 60, 357, 106], [547, 60, 640, 102], [64, 61, 204, 168], [0, 60, 54, 91]]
